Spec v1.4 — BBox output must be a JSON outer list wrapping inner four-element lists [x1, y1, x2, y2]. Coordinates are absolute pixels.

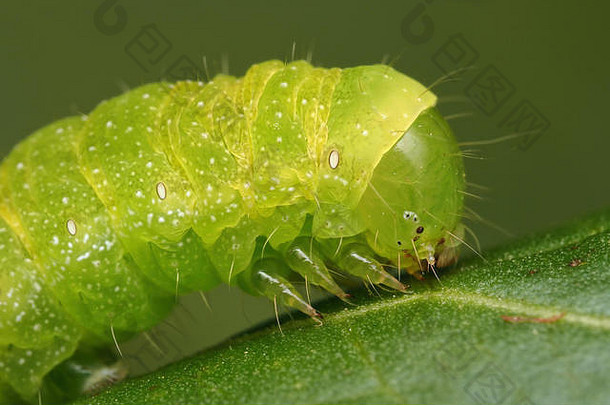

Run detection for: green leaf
[[73, 210, 610, 405]]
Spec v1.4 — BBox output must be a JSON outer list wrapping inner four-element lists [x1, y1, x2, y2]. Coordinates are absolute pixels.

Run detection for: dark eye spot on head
[[416, 226, 424, 234], [412, 236, 419, 242], [397, 241, 402, 246]]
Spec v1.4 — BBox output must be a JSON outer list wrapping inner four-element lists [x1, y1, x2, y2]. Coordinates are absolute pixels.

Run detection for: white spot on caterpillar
[[329, 150, 339, 169], [16, 162, 24, 170], [142, 93, 150, 99], [197, 101, 205, 108], [76, 252, 90, 262], [280, 82, 288, 88], [66, 219, 77, 236], [106, 121, 113, 129], [156, 182, 167, 200]]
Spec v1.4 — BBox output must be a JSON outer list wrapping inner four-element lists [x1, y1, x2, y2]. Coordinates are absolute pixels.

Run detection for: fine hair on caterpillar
[[1, 59, 471, 403]]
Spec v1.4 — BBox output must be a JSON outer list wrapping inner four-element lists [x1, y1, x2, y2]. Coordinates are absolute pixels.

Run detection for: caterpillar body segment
[[0, 60, 464, 402]]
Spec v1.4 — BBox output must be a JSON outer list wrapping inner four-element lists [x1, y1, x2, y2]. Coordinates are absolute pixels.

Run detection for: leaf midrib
[[327, 289, 610, 331]]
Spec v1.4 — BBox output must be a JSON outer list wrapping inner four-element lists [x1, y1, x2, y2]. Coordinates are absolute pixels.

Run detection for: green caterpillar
[[0, 60, 465, 403]]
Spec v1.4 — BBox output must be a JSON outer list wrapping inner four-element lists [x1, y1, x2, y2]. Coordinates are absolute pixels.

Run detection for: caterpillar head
[[357, 106, 465, 274]]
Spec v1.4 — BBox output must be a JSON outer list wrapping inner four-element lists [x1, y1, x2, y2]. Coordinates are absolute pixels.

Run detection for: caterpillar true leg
[[334, 243, 408, 292], [284, 237, 350, 302], [237, 257, 323, 320]]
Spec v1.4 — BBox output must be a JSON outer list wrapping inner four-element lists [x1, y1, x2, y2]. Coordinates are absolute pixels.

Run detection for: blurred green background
[[1, 0, 609, 374]]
